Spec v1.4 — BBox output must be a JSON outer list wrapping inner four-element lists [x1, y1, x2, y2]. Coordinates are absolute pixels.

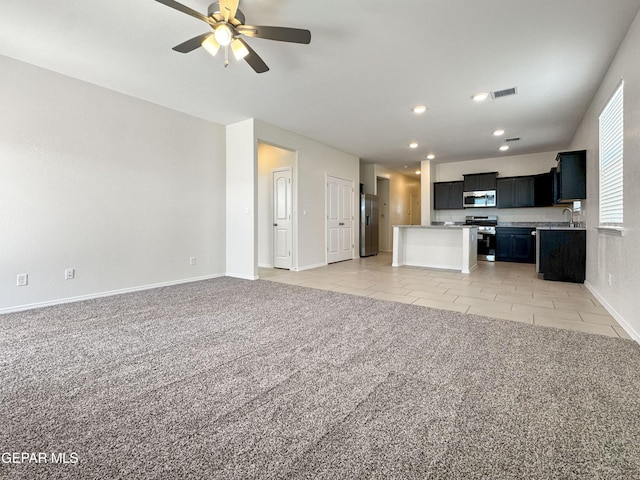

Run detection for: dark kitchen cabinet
[[496, 227, 536, 263], [463, 172, 497, 192], [497, 176, 534, 208], [434, 181, 463, 210], [534, 172, 554, 207], [538, 229, 586, 283], [554, 150, 586, 204]]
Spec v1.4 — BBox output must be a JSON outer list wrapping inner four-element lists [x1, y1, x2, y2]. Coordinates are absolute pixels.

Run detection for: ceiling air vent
[[505, 137, 520, 142], [491, 87, 517, 99]]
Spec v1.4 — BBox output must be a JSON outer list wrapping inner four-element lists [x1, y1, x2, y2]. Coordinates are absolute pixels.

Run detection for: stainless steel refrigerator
[[360, 193, 379, 257]]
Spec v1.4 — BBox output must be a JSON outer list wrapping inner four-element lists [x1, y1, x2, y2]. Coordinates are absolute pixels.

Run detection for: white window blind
[[599, 82, 624, 226]]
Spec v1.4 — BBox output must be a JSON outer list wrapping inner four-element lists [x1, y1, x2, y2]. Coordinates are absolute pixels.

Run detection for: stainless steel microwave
[[463, 190, 496, 208]]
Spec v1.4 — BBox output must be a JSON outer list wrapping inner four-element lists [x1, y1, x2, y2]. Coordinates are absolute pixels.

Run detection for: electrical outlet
[[189, 257, 196, 266], [17, 274, 28, 286], [65, 268, 75, 280]]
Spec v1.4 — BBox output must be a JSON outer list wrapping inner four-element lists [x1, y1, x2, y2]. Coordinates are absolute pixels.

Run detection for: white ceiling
[[2, 0, 640, 176]]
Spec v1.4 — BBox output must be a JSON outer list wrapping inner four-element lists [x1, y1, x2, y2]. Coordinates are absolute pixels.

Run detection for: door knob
[[273, 223, 278, 227]]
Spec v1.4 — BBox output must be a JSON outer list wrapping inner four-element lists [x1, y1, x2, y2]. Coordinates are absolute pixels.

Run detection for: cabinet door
[[534, 172, 553, 207], [510, 233, 535, 262], [556, 150, 586, 202], [496, 228, 535, 263], [448, 181, 463, 209], [434, 183, 449, 210], [463, 173, 496, 191], [515, 177, 535, 207], [539, 230, 586, 282], [434, 182, 463, 210], [495, 233, 513, 261], [497, 178, 515, 208]]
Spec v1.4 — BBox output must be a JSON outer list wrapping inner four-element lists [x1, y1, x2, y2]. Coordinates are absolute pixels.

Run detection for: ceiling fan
[[155, 0, 311, 73]]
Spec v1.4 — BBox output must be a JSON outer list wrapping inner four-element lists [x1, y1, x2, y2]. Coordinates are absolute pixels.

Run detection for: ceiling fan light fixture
[[214, 23, 233, 46], [201, 35, 221, 56], [231, 39, 249, 60]]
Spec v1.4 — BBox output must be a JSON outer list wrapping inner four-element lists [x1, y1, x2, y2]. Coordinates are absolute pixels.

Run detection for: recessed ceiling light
[[413, 105, 427, 114], [499, 145, 510, 151], [415, 170, 421, 175], [409, 142, 418, 149], [427, 154, 435, 160], [493, 129, 505, 136], [473, 92, 489, 102]]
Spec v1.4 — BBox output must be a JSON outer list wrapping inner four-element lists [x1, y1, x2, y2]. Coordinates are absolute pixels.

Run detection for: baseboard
[[226, 272, 259, 280], [258, 263, 274, 269], [0, 274, 226, 315], [584, 281, 639, 343], [295, 262, 327, 272]]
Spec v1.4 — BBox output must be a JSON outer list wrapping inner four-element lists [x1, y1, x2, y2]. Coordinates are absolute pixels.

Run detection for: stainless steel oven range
[[465, 215, 497, 261]]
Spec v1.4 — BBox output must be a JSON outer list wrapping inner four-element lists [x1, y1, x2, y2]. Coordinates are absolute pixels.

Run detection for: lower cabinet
[[538, 229, 586, 283], [496, 227, 536, 263]]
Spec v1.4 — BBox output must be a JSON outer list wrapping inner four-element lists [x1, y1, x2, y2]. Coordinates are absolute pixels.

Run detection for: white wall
[[257, 143, 296, 268], [569, 10, 640, 340], [255, 121, 360, 270], [0, 56, 226, 312], [433, 151, 568, 224], [226, 119, 257, 279]]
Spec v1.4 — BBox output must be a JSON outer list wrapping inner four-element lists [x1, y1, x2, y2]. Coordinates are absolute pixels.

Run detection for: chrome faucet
[[562, 207, 574, 227]]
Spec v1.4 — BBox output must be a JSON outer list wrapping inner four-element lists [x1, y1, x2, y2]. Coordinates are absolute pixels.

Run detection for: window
[[598, 82, 624, 227]]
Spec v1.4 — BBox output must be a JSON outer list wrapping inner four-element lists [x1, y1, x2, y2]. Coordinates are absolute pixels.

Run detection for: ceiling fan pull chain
[[224, 45, 229, 67]]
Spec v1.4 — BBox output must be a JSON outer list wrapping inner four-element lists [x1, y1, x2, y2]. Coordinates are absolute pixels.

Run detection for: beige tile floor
[[259, 253, 630, 339]]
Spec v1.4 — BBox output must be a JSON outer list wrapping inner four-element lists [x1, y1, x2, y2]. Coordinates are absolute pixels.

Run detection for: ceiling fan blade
[[154, 0, 211, 24], [237, 38, 269, 74], [172, 33, 212, 53], [237, 25, 311, 44], [219, 0, 239, 22]]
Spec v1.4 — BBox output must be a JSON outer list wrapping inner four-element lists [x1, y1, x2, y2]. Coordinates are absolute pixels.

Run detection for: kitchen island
[[392, 225, 478, 273]]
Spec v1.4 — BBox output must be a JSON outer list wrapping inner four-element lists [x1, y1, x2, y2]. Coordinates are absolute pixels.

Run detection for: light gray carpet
[[1, 277, 640, 479]]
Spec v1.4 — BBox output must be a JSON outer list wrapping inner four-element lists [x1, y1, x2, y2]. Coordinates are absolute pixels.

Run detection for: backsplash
[[434, 206, 568, 224]]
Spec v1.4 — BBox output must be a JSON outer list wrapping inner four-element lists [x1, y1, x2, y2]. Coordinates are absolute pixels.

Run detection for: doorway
[[257, 142, 296, 269], [409, 193, 421, 225], [376, 177, 391, 252]]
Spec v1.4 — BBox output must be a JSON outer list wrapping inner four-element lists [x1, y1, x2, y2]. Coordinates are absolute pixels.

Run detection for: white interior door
[[327, 176, 353, 264], [273, 168, 292, 269]]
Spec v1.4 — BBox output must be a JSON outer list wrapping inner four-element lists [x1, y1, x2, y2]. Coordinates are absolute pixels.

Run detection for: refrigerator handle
[[366, 214, 370, 226]]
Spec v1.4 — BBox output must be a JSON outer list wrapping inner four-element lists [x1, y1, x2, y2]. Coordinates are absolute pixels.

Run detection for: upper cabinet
[[496, 176, 534, 208], [463, 172, 497, 192], [434, 181, 463, 210], [432, 150, 586, 210], [533, 172, 554, 207], [554, 150, 586, 203]]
